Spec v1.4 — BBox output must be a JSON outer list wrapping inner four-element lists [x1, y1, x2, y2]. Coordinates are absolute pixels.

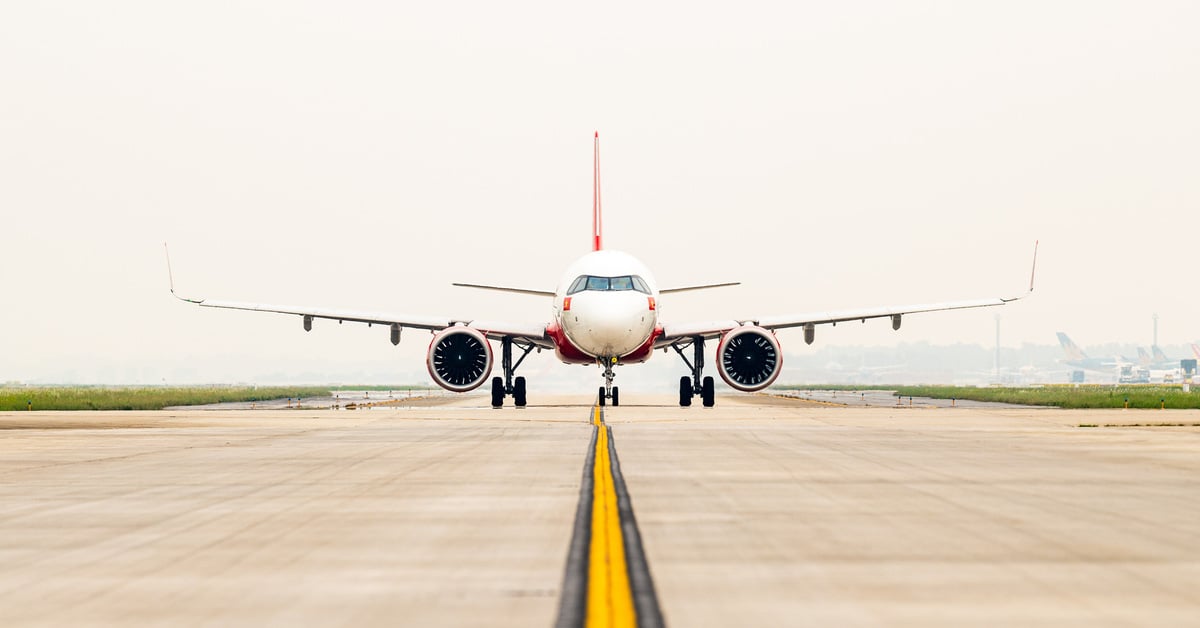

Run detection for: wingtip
[[163, 242, 204, 304], [1028, 240, 1039, 293]]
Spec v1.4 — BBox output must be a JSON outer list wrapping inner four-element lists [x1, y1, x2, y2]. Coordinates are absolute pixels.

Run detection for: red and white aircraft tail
[[592, 131, 603, 252]]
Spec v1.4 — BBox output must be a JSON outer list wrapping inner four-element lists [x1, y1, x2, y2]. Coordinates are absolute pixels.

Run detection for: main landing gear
[[671, 336, 716, 407], [598, 357, 620, 407], [491, 336, 535, 409]]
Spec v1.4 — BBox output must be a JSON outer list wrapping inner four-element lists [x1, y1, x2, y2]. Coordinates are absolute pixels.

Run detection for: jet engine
[[426, 327, 493, 392], [716, 325, 782, 392]]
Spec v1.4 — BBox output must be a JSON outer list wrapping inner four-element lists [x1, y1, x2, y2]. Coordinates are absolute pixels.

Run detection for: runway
[[2, 395, 1199, 626]]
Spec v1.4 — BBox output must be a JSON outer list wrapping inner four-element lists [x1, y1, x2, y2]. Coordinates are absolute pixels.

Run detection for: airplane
[[1056, 332, 1130, 372], [1137, 345, 1179, 371], [167, 133, 1038, 409]]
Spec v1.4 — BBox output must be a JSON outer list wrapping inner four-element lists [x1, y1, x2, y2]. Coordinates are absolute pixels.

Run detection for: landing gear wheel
[[701, 376, 715, 407], [490, 377, 504, 408], [611, 387, 619, 407], [679, 376, 693, 407], [598, 386, 607, 406], [513, 376, 527, 408]]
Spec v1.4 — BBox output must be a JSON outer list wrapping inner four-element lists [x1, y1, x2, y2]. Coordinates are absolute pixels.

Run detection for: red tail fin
[[592, 131, 602, 251]]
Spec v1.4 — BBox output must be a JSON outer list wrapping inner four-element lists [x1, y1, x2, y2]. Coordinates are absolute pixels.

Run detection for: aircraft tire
[[612, 386, 619, 407], [679, 376, 692, 407], [513, 376, 527, 407], [491, 377, 504, 408], [598, 386, 606, 407], [701, 376, 715, 407]]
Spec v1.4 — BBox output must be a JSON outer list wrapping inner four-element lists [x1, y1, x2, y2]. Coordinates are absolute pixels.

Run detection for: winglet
[[592, 131, 602, 252], [1028, 240, 1039, 293], [1001, 240, 1039, 303], [163, 243, 203, 304]]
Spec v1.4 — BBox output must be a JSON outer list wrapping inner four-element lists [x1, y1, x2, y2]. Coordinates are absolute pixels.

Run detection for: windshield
[[567, 275, 651, 295]]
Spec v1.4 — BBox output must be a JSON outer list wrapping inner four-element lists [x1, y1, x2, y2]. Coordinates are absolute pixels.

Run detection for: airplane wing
[[660, 296, 1017, 343], [176, 297, 553, 348], [166, 247, 551, 348], [659, 242, 1038, 345]]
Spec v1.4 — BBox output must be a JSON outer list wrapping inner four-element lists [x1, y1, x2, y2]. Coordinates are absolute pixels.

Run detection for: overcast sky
[[2, 2, 1198, 385]]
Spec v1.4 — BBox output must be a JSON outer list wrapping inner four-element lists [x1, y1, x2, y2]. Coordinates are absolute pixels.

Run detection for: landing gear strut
[[597, 357, 620, 407], [491, 336, 535, 409], [671, 336, 715, 407]]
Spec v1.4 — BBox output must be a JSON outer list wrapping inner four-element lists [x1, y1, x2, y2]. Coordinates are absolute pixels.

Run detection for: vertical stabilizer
[[592, 131, 602, 251], [1056, 332, 1088, 361], [1152, 345, 1169, 363]]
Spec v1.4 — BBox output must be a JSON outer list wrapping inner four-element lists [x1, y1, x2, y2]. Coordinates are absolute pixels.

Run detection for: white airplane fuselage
[[551, 250, 661, 365]]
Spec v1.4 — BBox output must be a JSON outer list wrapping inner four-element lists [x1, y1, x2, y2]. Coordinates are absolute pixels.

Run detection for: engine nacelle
[[426, 327, 493, 392], [716, 325, 782, 392]]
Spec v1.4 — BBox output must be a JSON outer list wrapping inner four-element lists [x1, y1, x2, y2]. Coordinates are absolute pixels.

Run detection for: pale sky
[[2, 2, 1198, 385]]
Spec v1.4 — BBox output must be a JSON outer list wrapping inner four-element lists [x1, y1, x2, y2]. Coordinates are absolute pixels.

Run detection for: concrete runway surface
[[2, 394, 1199, 626]]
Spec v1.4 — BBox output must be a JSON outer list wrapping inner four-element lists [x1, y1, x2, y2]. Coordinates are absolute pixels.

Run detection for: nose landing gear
[[598, 357, 620, 407], [671, 336, 716, 407]]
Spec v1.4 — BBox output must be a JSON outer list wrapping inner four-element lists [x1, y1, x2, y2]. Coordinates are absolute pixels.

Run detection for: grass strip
[[776, 384, 1200, 409], [1, 386, 334, 411]]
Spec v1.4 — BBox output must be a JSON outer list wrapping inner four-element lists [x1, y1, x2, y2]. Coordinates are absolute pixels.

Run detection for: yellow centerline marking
[[586, 406, 637, 628]]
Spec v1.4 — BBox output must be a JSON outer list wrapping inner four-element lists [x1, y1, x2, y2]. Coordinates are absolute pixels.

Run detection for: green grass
[[328, 385, 425, 391], [777, 384, 1200, 409], [0, 386, 335, 411]]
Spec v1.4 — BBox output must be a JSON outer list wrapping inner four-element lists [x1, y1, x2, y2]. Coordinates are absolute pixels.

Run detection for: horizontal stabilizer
[[451, 283, 556, 297], [659, 282, 740, 295]]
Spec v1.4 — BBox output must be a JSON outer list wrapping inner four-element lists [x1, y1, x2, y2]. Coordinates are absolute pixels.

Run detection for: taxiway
[[2, 395, 1198, 626]]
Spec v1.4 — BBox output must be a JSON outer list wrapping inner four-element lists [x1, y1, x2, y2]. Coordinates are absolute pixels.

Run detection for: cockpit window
[[568, 275, 588, 295], [567, 275, 652, 295]]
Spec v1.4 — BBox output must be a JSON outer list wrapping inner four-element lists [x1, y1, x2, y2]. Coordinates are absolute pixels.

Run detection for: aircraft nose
[[568, 294, 654, 357], [588, 307, 638, 350]]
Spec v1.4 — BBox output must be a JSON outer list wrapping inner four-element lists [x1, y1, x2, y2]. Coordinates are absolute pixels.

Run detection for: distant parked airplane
[[1138, 345, 1180, 370], [1056, 332, 1125, 372]]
